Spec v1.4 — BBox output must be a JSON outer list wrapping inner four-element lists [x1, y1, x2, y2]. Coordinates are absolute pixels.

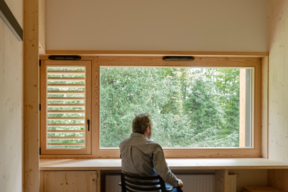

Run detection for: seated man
[[119, 113, 184, 192]]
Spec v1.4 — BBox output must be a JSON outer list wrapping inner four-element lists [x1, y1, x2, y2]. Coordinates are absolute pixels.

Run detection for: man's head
[[132, 113, 152, 139]]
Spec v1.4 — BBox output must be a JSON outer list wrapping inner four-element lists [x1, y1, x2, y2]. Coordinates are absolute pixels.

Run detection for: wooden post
[[23, 0, 39, 191], [215, 170, 228, 192], [97, 170, 101, 192], [40, 171, 44, 192], [39, 0, 45, 54], [239, 69, 246, 147]]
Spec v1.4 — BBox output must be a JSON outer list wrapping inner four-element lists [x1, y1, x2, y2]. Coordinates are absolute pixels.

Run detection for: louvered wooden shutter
[[40, 60, 91, 155]]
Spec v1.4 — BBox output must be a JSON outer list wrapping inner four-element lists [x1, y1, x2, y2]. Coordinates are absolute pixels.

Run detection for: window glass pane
[[100, 67, 253, 148]]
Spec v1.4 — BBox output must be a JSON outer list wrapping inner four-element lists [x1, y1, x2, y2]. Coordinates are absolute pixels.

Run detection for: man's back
[[120, 133, 179, 187]]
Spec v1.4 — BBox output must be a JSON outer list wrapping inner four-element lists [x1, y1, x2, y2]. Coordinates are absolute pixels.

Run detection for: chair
[[119, 172, 182, 192]]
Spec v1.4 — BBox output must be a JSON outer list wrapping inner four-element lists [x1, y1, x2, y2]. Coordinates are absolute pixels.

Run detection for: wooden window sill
[[40, 158, 288, 171]]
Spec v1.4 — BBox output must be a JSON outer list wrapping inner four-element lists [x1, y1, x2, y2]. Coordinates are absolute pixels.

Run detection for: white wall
[[46, 0, 268, 52], [0, 0, 23, 191]]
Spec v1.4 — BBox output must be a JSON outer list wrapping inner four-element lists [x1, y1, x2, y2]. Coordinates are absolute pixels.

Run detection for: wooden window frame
[[40, 60, 92, 155], [40, 55, 263, 158]]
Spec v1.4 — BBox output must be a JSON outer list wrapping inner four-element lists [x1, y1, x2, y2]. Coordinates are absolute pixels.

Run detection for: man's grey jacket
[[119, 133, 179, 187]]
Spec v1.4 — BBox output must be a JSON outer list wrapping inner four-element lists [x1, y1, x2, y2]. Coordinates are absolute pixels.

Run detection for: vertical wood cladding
[[0, 0, 23, 191]]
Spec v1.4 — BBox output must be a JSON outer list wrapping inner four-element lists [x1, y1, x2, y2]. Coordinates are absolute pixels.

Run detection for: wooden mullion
[[40, 61, 48, 155], [85, 60, 92, 155], [91, 58, 99, 157]]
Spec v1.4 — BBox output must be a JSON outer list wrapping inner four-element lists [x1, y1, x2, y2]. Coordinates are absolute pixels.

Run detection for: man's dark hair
[[132, 113, 152, 134]]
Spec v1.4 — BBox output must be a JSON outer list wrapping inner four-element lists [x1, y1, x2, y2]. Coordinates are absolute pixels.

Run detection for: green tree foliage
[[100, 67, 242, 148]]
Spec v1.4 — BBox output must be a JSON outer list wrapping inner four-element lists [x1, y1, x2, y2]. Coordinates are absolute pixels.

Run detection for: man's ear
[[146, 126, 150, 133]]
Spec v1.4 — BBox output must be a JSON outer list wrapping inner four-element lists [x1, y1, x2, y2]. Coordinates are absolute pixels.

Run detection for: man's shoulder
[[145, 139, 163, 150], [119, 137, 130, 148], [119, 137, 163, 149]]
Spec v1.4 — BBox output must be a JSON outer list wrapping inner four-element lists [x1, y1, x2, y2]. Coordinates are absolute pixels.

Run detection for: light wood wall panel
[[0, 0, 23, 192], [24, 0, 39, 191], [268, 2, 288, 190], [43, 171, 97, 192], [229, 169, 268, 192], [268, 0, 288, 162], [268, 170, 288, 191]]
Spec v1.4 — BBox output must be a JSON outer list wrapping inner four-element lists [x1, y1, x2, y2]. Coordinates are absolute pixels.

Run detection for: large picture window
[[100, 67, 254, 148], [40, 56, 262, 158]]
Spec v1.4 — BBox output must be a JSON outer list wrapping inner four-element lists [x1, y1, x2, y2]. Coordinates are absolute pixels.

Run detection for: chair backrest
[[120, 172, 167, 192]]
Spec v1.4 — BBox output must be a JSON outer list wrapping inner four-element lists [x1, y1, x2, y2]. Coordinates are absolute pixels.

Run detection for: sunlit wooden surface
[[40, 158, 288, 171]]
